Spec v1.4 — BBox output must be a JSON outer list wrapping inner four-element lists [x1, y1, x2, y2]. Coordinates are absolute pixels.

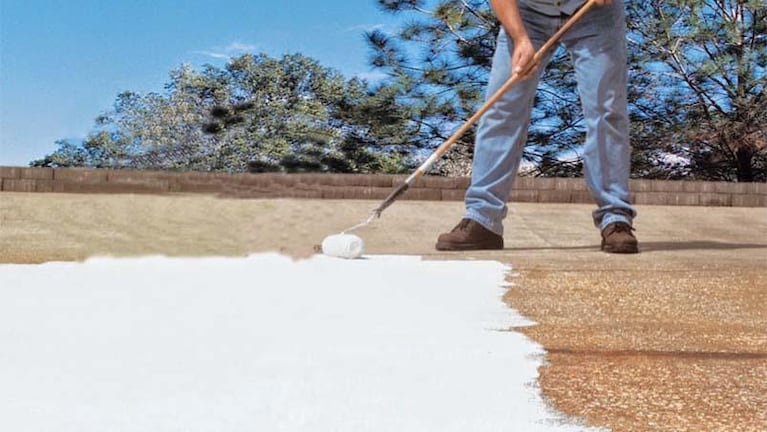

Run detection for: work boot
[[436, 218, 504, 251], [601, 222, 639, 254]]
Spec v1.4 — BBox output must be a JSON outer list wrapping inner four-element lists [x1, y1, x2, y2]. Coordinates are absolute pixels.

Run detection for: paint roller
[[319, 0, 598, 259]]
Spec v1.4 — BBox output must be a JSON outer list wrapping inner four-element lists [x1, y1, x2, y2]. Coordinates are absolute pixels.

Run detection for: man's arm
[[489, 0, 528, 42], [489, 0, 537, 78]]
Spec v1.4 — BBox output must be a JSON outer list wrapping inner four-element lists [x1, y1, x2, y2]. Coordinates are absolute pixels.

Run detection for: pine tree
[[367, 0, 587, 177], [627, 0, 766, 181]]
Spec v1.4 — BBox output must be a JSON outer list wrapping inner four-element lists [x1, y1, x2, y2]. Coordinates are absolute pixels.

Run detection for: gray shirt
[[520, 0, 586, 16]]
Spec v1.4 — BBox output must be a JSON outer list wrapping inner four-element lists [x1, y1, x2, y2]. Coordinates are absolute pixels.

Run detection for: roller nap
[[321, 234, 364, 259]]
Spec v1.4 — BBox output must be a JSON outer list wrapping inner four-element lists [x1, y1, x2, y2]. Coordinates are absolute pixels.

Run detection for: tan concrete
[[1, 192, 766, 431]]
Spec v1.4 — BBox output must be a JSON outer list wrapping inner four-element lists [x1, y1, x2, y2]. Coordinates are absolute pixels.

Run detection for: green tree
[[35, 53, 416, 174], [367, 0, 594, 177], [207, 53, 417, 173], [627, 0, 767, 181], [370, 0, 766, 181]]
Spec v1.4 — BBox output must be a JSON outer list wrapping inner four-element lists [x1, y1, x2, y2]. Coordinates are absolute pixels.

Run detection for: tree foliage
[[34, 1, 766, 182], [367, 0, 587, 176], [369, 0, 766, 181], [34, 54, 418, 174], [624, 0, 765, 181]]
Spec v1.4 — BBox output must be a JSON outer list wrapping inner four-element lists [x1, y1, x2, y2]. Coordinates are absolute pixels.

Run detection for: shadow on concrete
[[504, 241, 767, 252], [504, 245, 598, 252], [640, 241, 767, 252]]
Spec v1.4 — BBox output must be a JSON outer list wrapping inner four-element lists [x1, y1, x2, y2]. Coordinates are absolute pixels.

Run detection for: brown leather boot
[[601, 222, 639, 253], [435, 218, 504, 251]]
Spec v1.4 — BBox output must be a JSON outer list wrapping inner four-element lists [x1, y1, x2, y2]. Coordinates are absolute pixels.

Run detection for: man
[[435, 0, 639, 254]]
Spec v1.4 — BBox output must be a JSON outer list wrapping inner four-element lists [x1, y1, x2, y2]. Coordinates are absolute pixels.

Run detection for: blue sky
[[0, 0, 399, 165]]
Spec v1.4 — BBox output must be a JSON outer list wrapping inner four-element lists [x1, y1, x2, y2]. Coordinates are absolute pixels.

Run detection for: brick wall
[[1, 167, 765, 207]]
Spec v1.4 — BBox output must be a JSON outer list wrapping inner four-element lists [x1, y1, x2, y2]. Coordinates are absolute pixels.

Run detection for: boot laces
[[608, 222, 634, 235], [453, 218, 472, 232]]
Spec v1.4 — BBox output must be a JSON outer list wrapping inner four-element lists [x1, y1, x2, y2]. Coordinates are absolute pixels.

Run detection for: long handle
[[373, 0, 598, 217]]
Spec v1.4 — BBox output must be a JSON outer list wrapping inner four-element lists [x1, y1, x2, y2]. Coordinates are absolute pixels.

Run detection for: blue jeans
[[465, 0, 636, 235]]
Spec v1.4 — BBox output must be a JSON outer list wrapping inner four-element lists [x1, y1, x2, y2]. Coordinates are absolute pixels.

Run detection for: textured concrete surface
[[1, 192, 765, 431]]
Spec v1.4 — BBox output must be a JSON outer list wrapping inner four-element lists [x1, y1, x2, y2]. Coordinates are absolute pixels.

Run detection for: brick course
[[0, 167, 764, 207]]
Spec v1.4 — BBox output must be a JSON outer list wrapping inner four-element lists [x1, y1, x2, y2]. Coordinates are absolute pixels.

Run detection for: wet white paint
[[0, 254, 602, 431]]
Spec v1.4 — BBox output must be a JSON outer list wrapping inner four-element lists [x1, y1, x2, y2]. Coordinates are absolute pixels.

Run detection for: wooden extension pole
[[372, 0, 598, 217]]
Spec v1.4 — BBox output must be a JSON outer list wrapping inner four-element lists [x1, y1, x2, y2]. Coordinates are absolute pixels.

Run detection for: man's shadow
[[504, 241, 767, 252], [639, 241, 767, 252]]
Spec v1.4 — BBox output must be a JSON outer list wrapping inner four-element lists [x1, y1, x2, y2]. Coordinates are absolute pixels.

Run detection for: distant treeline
[[35, 0, 766, 182]]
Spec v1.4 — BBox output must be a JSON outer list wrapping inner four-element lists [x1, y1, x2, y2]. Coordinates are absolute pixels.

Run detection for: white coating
[[0, 254, 602, 432]]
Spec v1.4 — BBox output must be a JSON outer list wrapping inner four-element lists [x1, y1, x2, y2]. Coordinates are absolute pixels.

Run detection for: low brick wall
[[1, 167, 765, 207]]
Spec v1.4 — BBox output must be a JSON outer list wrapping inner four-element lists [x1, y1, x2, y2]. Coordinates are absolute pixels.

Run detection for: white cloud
[[345, 23, 387, 33], [191, 41, 259, 60], [190, 50, 231, 60], [354, 71, 389, 82], [226, 42, 258, 52]]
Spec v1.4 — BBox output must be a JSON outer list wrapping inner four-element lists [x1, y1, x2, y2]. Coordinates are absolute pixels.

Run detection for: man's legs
[[436, 7, 558, 251], [463, 8, 557, 237], [562, 0, 637, 232], [438, 2, 637, 252]]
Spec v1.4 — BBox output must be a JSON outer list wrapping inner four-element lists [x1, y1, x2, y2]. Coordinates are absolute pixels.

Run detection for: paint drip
[[321, 234, 364, 259]]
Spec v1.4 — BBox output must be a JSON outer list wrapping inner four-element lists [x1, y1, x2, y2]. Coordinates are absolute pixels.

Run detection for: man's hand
[[512, 36, 537, 80]]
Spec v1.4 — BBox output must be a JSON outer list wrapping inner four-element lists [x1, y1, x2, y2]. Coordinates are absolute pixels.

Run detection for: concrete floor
[[1, 192, 766, 431]]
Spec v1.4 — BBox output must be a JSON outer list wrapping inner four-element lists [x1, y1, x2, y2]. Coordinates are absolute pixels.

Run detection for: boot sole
[[601, 242, 639, 254], [435, 241, 504, 251]]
